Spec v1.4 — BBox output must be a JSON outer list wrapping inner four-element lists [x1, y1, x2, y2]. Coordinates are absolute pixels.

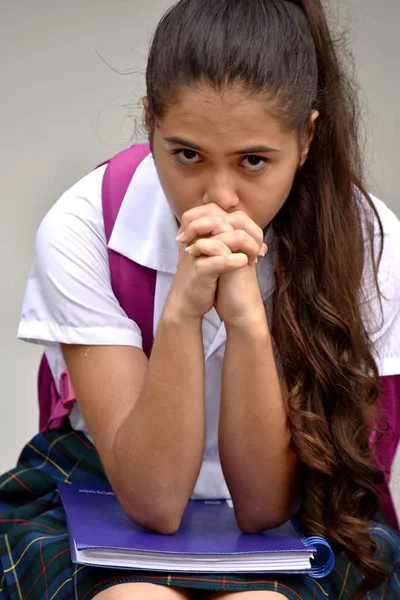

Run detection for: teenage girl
[[1, 1, 399, 599]]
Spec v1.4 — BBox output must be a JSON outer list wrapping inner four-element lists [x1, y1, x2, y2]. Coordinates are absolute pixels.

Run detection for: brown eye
[[241, 155, 267, 171], [173, 149, 201, 165]]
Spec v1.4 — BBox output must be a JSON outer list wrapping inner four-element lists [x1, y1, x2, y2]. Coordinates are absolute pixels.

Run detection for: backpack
[[36, 144, 399, 529], [37, 143, 156, 432]]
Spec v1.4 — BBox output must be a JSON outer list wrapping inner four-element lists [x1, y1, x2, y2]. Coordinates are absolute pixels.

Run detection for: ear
[[299, 110, 319, 167], [143, 97, 151, 134]]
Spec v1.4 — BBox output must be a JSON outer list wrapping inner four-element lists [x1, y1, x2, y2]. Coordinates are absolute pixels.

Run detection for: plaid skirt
[[0, 427, 399, 600]]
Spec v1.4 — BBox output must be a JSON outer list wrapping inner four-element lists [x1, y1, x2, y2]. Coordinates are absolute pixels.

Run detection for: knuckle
[[220, 254, 231, 268], [230, 212, 248, 230], [251, 237, 260, 250], [234, 229, 247, 241], [195, 240, 207, 253], [185, 222, 196, 235], [180, 215, 189, 229]]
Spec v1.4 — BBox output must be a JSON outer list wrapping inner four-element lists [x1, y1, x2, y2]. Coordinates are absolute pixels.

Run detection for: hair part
[[146, 1, 386, 596]]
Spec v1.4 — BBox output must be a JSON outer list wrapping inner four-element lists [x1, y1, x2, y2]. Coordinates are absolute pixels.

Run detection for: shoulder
[[369, 194, 400, 242], [18, 163, 142, 349], [367, 194, 400, 297], [360, 193, 400, 376], [36, 164, 107, 255]]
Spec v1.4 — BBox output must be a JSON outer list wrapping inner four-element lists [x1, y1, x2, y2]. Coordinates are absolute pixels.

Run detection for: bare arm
[[62, 304, 205, 534], [219, 314, 299, 533], [61, 209, 250, 534], [61, 202, 272, 534], [178, 207, 298, 531]]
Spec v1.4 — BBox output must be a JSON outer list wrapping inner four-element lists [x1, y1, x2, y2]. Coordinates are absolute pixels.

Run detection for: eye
[[172, 149, 201, 166], [241, 155, 267, 172]]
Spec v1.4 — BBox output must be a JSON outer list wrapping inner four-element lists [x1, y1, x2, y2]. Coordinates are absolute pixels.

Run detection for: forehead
[[159, 84, 293, 148]]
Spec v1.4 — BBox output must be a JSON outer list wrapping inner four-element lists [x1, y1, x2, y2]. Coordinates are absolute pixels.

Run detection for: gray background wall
[[0, 0, 399, 513]]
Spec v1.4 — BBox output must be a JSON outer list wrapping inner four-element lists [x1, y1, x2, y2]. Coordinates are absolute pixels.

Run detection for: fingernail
[[259, 243, 268, 257], [252, 258, 258, 265], [185, 244, 194, 253], [176, 233, 186, 242]]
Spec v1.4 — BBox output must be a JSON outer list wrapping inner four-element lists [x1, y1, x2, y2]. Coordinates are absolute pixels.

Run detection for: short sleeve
[[361, 196, 400, 376], [17, 167, 143, 349]]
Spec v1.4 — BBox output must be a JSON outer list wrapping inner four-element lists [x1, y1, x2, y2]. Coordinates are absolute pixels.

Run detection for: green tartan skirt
[[0, 427, 399, 600]]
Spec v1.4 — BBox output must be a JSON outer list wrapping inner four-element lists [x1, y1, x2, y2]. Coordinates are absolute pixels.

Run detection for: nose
[[202, 176, 240, 212]]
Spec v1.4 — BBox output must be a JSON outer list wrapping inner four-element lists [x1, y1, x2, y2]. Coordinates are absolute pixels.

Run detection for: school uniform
[[0, 152, 399, 599]]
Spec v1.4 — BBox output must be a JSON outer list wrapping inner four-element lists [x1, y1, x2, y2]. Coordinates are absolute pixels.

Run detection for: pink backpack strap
[[38, 143, 156, 432], [101, 143, 156, 358], [375, 374, 400, 530]]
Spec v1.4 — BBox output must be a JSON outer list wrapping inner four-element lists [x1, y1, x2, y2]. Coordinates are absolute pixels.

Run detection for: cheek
[[249, 166, 297, 224], [273, 156, 298, 194], [271, 160, 298, 204], [156, 166, 199, 218]]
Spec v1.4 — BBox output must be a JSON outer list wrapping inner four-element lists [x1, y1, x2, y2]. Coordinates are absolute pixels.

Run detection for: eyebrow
[[164, 136, 281, 155]]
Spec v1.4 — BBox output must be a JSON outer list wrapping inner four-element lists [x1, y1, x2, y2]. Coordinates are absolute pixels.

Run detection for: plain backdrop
[[1, 1, 399, 513]]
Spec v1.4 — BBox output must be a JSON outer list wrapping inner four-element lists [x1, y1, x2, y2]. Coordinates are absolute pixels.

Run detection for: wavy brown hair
[[145, 0, 386, 596]]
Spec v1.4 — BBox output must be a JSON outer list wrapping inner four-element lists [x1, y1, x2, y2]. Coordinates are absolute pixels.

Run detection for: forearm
[[219, 316, 298, 533], [114, 303, 205, 532]]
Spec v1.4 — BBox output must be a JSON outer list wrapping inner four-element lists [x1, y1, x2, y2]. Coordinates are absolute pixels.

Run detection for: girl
[[1, 0, 399, 599]]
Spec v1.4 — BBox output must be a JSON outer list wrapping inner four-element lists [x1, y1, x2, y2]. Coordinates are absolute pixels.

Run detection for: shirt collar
[[108, 153, 179, 274]]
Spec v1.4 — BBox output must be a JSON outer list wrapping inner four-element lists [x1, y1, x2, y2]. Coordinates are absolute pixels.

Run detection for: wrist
[[224, 311, 270, 339], [162, 298, 203, 329]]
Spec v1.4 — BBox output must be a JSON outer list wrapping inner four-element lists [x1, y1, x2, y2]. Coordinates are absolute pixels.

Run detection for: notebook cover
[[59, 484, 310, 556]]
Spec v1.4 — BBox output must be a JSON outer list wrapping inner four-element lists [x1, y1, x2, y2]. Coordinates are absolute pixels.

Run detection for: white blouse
[[17, 154, 400, 498]]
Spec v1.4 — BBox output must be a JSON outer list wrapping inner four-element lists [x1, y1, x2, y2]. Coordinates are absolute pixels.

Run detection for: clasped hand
[[170, 203, 268, 326]]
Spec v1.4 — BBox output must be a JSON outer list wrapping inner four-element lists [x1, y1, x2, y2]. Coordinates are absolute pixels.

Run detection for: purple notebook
[[58, 484, 334, 578]]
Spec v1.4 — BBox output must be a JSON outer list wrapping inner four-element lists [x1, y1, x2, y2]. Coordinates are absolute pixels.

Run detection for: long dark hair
[[146, 1, 386, 596]]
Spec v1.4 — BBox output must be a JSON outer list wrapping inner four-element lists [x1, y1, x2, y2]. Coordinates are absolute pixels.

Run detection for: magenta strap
[[38, 144, 155, 431], [101, 143, 156, 358], [101, 143, 150, 243], [376, 374, 400, 529], [59, 371, 76, 411]]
